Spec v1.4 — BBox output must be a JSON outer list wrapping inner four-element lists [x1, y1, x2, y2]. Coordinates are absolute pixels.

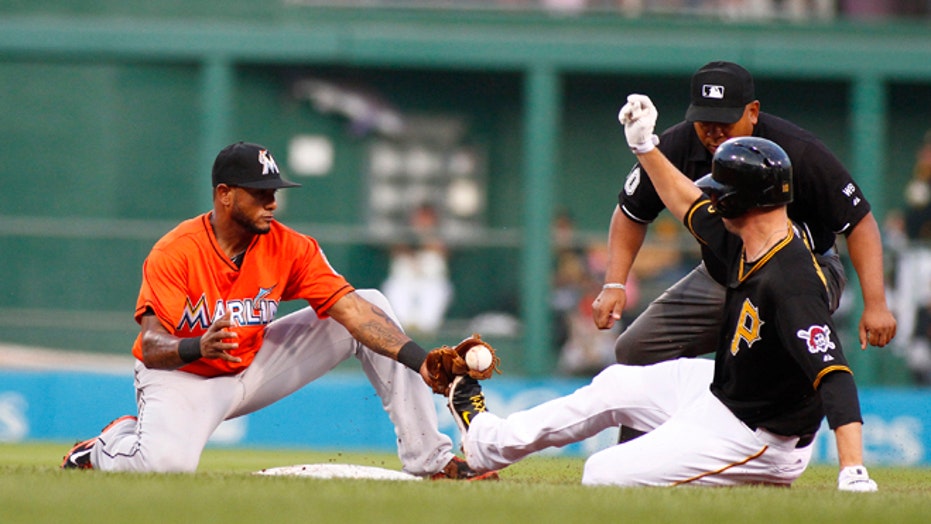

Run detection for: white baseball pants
[[91, 289, 454, 475], [464, 358, 812, 487]]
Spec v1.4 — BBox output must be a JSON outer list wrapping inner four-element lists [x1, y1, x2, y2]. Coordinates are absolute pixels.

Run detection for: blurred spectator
[[883, 208, 909, 253], [840, 0, 895, 18], [717, 0, 835, 20], [891, 238, 931, 385], [890, 132, 931, 385], [542, 0, 588, 14], [556, 241, 640, 376], [904, 299, 931, 385], [551, 209, 587, 351], [550, 210, 642, 376], [381, 203, 453, 336], [904, 130, 931, 241]]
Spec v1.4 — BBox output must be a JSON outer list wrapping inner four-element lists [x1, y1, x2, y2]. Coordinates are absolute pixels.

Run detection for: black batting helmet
[[695, 137, 793, 218]]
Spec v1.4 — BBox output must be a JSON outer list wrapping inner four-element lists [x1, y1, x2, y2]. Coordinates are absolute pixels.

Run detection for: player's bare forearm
[[605, 207, 646, 285], [327, 291, 410, 359], [845, 213, 897, 348], [847, 213, 890, 308], [833, 421, 866, 469], [592, 208, 647, 329], [634, 150, 702, 222], [140, 327, 187, 369]]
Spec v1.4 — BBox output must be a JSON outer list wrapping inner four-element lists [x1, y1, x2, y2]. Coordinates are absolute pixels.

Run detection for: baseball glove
[[424, 334, 501, 395]]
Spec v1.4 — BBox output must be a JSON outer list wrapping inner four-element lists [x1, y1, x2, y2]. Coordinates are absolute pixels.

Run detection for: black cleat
[[61, 438, 96, 470], [447, 375, 487, 436], [60, 415, 137, 470]]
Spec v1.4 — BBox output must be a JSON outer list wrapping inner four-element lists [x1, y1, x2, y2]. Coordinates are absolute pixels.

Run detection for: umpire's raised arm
[[618, 94, 702, 222]]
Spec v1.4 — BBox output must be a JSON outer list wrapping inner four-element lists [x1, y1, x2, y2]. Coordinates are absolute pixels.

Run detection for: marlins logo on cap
[[257, 149, 279, 176], [211, 142, 301, 189]]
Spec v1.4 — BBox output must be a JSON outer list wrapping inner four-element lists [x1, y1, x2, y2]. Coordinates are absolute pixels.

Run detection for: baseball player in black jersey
[[444, 95, 877, 491], [593, 61, 896, 444], [592, 61, 896, 366]]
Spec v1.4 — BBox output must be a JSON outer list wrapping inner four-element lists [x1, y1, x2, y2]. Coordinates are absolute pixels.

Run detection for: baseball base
[[255, 464, 422, 481]]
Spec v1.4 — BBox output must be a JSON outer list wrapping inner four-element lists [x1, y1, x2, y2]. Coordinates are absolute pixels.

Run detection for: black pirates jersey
[[684, 198, 855, 437]]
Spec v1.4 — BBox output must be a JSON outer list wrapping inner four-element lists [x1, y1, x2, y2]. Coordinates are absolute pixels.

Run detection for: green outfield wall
[[2, 4, 929, 382]]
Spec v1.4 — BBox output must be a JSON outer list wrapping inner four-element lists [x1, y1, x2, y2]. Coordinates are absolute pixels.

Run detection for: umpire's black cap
[[211, 142, 301, 189], [685, 61, 756, 124]]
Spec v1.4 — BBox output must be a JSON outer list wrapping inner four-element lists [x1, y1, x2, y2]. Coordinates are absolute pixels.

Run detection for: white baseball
[[465, 345, 493, 372]]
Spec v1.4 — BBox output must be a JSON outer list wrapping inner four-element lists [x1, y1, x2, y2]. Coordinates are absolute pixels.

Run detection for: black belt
[[796, 433, 815, 448]]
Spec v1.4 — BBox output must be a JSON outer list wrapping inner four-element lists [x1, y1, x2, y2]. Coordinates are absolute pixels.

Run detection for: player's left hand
[[837, 465, 878, 492], [618, 94, 659, 154], [858, 304, 896, 349]]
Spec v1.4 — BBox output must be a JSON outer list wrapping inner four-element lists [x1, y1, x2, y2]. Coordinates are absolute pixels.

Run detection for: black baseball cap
[[211, 142, 301, 189], [685, 61, 756, 124]]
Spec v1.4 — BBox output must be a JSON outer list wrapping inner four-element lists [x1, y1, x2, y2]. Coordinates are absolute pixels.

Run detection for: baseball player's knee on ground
[[145, 453, 200, 473], [130, 441, 202, 473], [99, 445, 200, 473], [581, 444, 664, 487], [582, 454, 638, 487]]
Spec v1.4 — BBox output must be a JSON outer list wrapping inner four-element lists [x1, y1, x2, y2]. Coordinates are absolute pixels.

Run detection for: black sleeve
[[793, 139, 871, 235], [818, 370, 863, 429], [618, 162, 664, 224]]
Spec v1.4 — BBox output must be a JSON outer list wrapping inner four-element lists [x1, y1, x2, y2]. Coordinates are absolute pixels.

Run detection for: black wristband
[[397, 341, 428, 372], [178, 336, 203, 363]]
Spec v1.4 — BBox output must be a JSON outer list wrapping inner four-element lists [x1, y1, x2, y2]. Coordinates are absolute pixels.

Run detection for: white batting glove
[[837, 465, 878, 492], [618, 94, 659, 154]]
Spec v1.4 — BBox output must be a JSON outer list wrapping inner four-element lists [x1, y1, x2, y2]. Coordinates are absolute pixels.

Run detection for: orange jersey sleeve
[[131, 213, 353, 377]]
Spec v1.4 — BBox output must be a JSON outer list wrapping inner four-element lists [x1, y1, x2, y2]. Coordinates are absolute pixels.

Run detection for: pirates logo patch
[[797, 324, 836, 361]]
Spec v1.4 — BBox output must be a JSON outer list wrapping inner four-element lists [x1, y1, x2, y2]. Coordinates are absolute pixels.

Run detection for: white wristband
[[630, 135, 659, 154], [602, 282, 626, 290]]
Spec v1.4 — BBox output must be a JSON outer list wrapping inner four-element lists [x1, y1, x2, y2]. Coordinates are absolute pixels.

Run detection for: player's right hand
[[837, 465, 878, 492], [591, 288, 626, 330], [202, 311, 242, 363], [618, 94, 659, 154]]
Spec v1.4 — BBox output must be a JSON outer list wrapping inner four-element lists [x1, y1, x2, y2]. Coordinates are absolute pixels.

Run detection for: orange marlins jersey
[[131, 213, 354, 377]]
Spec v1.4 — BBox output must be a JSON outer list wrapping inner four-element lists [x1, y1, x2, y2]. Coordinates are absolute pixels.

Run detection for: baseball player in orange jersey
[[445, 97, 877, 491], [61, 142, 495, 480]]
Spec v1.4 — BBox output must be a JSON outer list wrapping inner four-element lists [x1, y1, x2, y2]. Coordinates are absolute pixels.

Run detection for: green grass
[[2, 442, 930, 523]]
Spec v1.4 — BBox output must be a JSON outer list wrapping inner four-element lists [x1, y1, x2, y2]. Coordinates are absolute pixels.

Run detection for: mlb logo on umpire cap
[[685, 61, 755, 124], [702, 84, 726, 100], [211, 142, 301, 189]]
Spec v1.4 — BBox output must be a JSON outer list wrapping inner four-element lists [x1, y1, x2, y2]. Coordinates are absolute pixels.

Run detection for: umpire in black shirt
[[593, 61, 896, 363]]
